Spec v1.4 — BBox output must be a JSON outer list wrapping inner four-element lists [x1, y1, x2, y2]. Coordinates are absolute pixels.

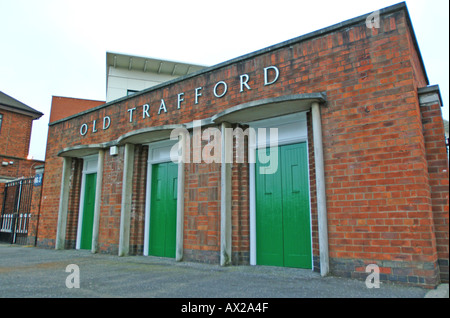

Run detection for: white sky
[[0, 0, 448, 161]]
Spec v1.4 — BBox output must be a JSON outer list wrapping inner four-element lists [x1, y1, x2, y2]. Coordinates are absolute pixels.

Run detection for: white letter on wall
[[264, 66, 280, 86]]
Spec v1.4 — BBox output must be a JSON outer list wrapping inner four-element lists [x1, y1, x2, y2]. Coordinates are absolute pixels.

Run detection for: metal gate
[[0, 177, 34, 245]]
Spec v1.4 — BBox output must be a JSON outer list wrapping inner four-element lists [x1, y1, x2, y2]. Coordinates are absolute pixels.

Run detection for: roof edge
[[0, 104, 43, 120], [49, 2, 419, 126], [0, 91, 44, 119], [418, 84, 443, 107]]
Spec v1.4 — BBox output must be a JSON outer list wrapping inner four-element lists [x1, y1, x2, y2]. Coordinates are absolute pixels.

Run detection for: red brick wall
[[50, 96, 105, 123], [307, 112, 320, 271], [35, 154, 63, 248], [98, 148, 123, 254], [36, 7, 448, 286], [26, 168, 45, 246], [0, 109, 33, 158], [0, 183, 5, 214], [421, 100, 449, 282], [184, 129, 221, 263], [129, 145, 148, 255], [231, 124, 250, 264], [65, 159, 83, 249], [0, 156, 44, 179]]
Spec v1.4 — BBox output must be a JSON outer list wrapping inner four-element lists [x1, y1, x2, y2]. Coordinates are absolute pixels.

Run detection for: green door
[[149, 161, 178, 258], [80, 172, 97, 250], [256, 143, 311, 268]]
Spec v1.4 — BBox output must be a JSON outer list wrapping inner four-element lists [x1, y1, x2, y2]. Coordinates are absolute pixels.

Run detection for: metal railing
[[0, 177, 34, 244]]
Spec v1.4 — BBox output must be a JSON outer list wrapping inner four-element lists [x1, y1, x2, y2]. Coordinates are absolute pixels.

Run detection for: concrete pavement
[[424, 283, 449, 298], [0, 244, 444, 299]]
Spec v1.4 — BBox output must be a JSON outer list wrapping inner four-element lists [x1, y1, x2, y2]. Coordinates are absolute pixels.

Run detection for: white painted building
[[106, 52, 206, 102]]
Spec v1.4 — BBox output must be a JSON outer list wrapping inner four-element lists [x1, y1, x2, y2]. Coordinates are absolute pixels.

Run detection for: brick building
[[0, 91, 44, 244], [49, 96, 105, 124], [36, 3, 448, 287], [0, 91, 44, 181], [0, 90, 44, 185]]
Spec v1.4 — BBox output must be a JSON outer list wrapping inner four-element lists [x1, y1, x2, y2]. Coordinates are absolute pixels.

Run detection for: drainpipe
[[55, 157, 72, 250], [311, 101, 329, 276]]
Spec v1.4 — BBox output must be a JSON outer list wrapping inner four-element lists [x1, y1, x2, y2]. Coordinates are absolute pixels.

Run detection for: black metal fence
[[0, 177, 34, 245]]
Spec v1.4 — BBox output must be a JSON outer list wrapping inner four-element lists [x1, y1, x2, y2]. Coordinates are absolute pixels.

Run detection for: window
[[0, 114, 3, 133]]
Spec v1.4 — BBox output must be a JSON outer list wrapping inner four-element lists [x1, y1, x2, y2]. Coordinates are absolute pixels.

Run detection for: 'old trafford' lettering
[[79, 65, 280, 136]]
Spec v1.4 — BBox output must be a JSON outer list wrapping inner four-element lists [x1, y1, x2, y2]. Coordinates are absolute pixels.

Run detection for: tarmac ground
[[0, 244, 447, 302]]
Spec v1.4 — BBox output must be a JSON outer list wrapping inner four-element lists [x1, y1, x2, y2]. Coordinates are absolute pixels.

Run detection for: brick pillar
[[0, 183, 5, 214], [419, 86, 449, 283], [27, 165, 44, 245]]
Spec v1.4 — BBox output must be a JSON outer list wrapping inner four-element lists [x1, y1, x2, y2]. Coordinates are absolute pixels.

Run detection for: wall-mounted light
[[110, 146, 119, 156]]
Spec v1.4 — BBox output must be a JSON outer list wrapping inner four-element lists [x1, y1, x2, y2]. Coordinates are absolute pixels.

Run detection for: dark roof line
[[0, 91, 43, 119]]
